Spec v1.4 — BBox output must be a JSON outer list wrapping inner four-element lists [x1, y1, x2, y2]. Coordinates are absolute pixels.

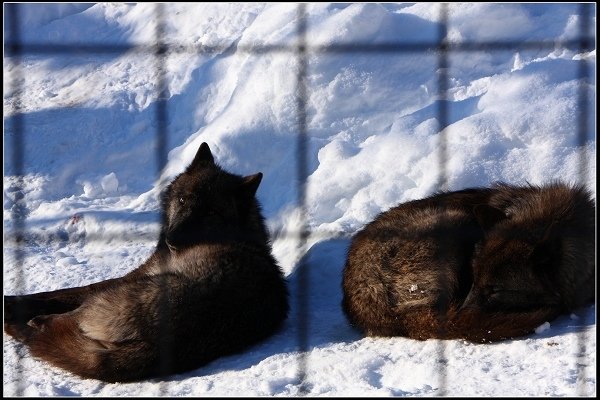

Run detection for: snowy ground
[[3, 3, 596, 396]]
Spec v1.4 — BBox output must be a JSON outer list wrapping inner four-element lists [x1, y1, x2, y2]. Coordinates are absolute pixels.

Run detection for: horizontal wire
[[2, 228, 352, 245], [4, 38, 595, 57]]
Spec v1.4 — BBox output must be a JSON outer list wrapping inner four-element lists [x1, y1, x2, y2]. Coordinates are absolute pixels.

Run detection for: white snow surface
[[3, 3, 596, 396]]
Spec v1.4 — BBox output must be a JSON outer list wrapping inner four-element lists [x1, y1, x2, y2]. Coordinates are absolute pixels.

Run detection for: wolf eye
[[179, 197, 185, 205]]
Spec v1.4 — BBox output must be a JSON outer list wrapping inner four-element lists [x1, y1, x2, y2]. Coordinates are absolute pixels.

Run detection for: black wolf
[[458, 182, 595, 341], [4, 142, 289, 382], [342, 182, 595, 342]]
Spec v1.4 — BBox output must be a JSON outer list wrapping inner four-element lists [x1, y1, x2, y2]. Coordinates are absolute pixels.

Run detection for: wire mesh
[[294, 3, 310, 394], [435, 6, 449, 394], [6, 3, 27, 396], [3, 2, 596, 396], [575, 3, 593, 396]]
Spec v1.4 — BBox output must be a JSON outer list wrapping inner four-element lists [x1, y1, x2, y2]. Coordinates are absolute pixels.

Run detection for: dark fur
[[342, 182, 595, 342], [461, 182, 596, 341], [4, 143, 289, 382]]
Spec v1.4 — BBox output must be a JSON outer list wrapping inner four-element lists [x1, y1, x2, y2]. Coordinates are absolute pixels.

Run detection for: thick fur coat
[[342, 182, 595, 342], [4, 143, 289, 382]]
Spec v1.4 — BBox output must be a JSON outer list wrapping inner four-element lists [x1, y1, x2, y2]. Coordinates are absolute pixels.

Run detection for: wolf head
[[160, 142, 267, 251], [460, 204, 562, 313]]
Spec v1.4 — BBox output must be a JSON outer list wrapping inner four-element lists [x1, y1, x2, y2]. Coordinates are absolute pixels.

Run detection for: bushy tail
[[5, 315, 154, 383]]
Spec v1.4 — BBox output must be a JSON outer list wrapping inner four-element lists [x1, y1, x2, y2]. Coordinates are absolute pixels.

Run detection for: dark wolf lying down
[[4, 143, 289, 383], [342, 182, 595, 342]]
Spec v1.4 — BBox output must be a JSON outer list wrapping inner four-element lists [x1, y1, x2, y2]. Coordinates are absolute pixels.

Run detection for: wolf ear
[[191, 142, 214, 168], [241, 173, 263, 197], [474, 204, 507, 232]]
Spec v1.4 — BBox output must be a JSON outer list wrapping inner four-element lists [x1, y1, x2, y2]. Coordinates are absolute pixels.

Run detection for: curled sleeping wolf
[[342, 182, 595, 342], [4, 143, 289, 382]]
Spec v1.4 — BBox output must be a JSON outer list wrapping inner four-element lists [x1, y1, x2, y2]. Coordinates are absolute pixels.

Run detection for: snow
[[3, 3, 596, 396]]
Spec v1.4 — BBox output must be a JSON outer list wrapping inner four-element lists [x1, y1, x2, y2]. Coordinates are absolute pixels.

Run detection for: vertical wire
[[576, 3, 591, 187], [437, 3, 449, 192], [6, 3, 26, 397], [295, 2, 310, 395], [154, 3, 171, 394], [436, 3, 449, 397], [575, 3, 592, 396], [155, 6, 168, 175]]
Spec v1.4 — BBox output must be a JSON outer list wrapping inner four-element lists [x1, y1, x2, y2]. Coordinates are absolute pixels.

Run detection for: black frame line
[[4, 2, 595, 396]]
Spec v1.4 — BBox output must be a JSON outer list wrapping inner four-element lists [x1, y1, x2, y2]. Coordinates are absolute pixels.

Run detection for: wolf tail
[[5, 314, 153, 383]]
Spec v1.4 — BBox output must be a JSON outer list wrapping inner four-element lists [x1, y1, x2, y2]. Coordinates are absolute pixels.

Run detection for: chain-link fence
[[4, 3, 595, 396]]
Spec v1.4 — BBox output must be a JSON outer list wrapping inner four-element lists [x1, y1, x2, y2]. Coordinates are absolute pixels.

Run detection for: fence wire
[[3, 2, 596, 396], [436, 6, 449, 394], [575, 4, 593, 396]]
